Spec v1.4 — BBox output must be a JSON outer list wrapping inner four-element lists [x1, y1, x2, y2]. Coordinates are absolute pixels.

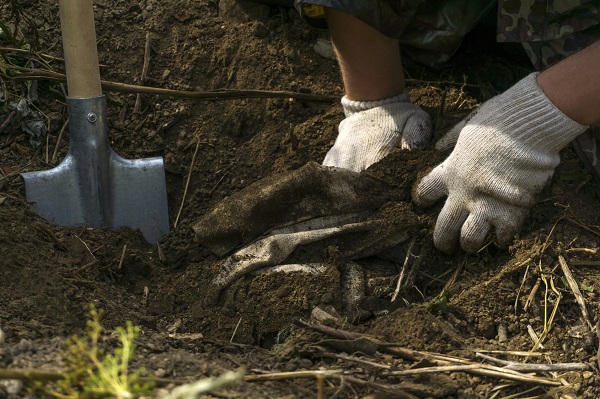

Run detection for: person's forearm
[[325, 8, 404, 101], [537, 39, 600, 126]]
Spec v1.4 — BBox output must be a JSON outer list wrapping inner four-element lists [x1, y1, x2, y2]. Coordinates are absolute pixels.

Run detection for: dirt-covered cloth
[[192, 162, 421, 317]]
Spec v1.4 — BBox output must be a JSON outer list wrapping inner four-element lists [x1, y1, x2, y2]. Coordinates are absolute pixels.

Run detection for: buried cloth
[[192, 162, 424, 319]]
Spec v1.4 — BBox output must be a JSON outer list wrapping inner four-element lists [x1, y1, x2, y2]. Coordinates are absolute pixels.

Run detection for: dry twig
[[528, 273, 561, 354], [133, 32, 154, 114], [230, 317, 243, 343], [527, 325, 544, 349], [475, 350, 547, 358], [514, 262, 529, 314], [558, 255, 594, 333], [117, 244, 127, 271], [296, 320, 564, 387], [391, 237, 416, 302], [50, 119, 69, 164], [173, 136, 200, 229], [523, 277, 541, 312], [157, 242, 166, 261], [1, 64, 339, 102], [566, 247, 599, 255], [244, 371, 418, 399], [475, 353, 588, 372]]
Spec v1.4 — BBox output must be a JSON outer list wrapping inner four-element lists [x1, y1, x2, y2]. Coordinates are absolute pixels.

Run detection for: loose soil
[[1, 1, 600, 398]]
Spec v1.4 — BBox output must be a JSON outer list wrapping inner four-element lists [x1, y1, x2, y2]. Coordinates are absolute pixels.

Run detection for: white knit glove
[[413, 73, 588, 254], [323, 91, 432, 172]]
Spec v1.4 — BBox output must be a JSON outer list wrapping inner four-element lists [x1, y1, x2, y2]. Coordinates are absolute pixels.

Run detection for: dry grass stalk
[[0, 368, 63, 381], [566, 247, 599, 255], [230, 317, 243, 343], [174, 136, 200, 229], [321, 353, 391, 370], [527, 325, 544, 349], [570, 260, 600, 266], [475, 350, 547, 357], [476, 353, 513, 366], [476, 354, 588, 372], [523, 277, 540, 312], [391, 237, 416, 302], [441, 258, 465, 293], [117, 244, 127, 271], [247, 371, 418, 399], [296, 320, 564, 387], [50, 119, 69, 164], [529, 274, 561, 354], [157, 242, 166, 261], [382, 364, 480, 376], [514, 262, 532, 314], [133, 32, 153, 115], [558, 255, 594, 333], [565, 217, 600, 236]]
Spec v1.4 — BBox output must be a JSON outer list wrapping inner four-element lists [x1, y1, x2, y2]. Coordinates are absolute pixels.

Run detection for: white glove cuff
[[497, 73, 588, 152], [341, 91, 410, 117]]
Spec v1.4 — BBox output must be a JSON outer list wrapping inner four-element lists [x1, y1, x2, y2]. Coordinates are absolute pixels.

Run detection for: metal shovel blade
[[22, 96, 170, 243]]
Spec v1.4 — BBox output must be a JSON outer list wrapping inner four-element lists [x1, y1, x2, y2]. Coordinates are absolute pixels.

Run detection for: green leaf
[[0, 20, 15, 43]]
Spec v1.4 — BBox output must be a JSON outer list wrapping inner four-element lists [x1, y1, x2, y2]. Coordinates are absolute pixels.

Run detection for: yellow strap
[[303, 4, 325, 18]]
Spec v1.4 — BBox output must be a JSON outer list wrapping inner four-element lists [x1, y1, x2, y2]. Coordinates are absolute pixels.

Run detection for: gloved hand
[[413, 73, 588, 254], [323, 91, 432, 172]]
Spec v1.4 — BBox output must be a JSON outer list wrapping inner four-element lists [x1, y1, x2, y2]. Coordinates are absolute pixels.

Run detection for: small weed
[[426, 289, 452, 315], [0, 0, 39, 47], [32, 305, 155, 399]]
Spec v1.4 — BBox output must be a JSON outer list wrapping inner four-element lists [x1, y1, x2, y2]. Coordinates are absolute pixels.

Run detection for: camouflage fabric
[[294, 0, 496, 66], [572, 125, 600, 199], [295, 0, 600, 67], [497, 0, 600, 69]]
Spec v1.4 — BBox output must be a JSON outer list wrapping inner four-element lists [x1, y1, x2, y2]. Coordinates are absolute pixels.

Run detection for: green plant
[[0, 0, 39, 47], [426, 289, 452, 315], [33, 305, 155, 399]]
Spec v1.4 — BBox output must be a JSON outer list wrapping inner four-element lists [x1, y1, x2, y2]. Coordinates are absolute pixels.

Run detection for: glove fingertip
[[412, 165, 447, 207], [495, 209, 528, 248], [401, 111, 433, 150], [432, 198, 467, 254], [460, 213, 492, 254]]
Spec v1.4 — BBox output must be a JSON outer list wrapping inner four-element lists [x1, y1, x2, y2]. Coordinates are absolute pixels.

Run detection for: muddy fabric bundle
[[192, 162, 421, 312], [193, 162, 411, 256]]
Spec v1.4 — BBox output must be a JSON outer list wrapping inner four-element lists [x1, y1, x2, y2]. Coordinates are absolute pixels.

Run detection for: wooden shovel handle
[[58, 0, 102, 98]]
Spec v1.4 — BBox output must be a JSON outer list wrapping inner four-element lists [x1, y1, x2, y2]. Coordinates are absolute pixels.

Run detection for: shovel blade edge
[[109, 152, 170, 244], [22, 153, 170, 244], [22, 154, 105, 228]]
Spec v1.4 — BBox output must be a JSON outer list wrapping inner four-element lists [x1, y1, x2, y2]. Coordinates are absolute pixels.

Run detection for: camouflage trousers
[[294, 0, 497, 66], [295, 0, 600, 68], [497, 0, 600, 69], [295, 0, 600, 197]]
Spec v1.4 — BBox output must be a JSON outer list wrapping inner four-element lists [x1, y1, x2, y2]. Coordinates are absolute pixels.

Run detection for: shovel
[[21, 0, 169, 243]]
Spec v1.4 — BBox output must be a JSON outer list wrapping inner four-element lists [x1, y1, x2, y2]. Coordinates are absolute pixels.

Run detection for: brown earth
[[1, 1, 600, 398]]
